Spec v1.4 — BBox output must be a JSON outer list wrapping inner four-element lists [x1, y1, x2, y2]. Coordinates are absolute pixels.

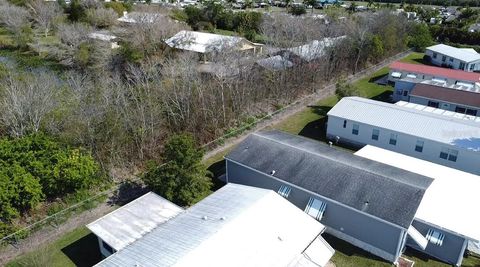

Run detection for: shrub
[[288, 5, 306, 16], [335, 79, 362, 98], [104, 1, 127, 16], [85, 8, 118, 28]]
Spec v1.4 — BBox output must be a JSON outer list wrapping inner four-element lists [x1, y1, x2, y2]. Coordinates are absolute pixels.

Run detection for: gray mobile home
[[225, 130, 432, 264]]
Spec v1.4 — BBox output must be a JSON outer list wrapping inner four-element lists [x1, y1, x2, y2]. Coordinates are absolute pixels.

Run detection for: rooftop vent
[[270, 170, 276, 176]]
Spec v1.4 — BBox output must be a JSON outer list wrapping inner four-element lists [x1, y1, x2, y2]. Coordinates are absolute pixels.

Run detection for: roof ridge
[[253, 131, 427, 189]]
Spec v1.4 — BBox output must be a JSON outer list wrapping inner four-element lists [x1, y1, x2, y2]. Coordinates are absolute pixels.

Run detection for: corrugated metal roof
[[226, 131, 432, 229], [327, 97, 480, 151], [356, 145, 480, 242], [427, 44, 480, 63], [165, 30, 254, 53], [86, 192, 184, 251], [95, 183, 329, 267], [389, 61, 480, 83], [287, 36, 345, 62]]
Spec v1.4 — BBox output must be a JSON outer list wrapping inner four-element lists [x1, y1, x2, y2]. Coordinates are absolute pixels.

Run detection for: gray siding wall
[[226, 160, 404, 263], [407, 220, 468, 266], [326, 116, 480, 175], [409, 95, 479, 116], [393, 80, 416, 102], [425, 49, 480, 72]]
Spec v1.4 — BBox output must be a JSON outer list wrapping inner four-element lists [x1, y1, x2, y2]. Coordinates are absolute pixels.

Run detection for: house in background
[[356, 145, 480, 266], [425, 44, 480, 72], [388, 61, 480, 102], [92, 183, 334, 267], [86, 192, 184, 258], [225, 130, 431, 264], [409, 82, 480, 116], [88, 31, 120, 49], [165, 30, 264, 62], [326, 97, 480, 175]]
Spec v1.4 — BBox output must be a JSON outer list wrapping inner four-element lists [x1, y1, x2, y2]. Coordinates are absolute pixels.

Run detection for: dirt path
[[203, 50, 411, 161]]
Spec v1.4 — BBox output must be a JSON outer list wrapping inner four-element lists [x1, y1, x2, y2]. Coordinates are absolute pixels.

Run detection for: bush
[[104, 2, 127, 16], [288, 5, 306, 16], [85, 8, 118, 28], [335, 79, 362, 98], [142, 134, 212, 206]]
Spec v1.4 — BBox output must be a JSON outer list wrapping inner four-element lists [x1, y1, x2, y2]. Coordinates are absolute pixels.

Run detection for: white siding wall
[[326, 116, 480, 175], [425, 49, 480, 72]]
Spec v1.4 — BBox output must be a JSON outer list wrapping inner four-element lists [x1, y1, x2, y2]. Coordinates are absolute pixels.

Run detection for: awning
[[289, 235, 335, 267], [391, 71, 402, 78], [407, 226, 428, 250], [305, 197, 327, 221], [427, 229, 445, 246], [406, 73, 417, 78], [278, 185, 291, 198], [432, 78, 447, 84]]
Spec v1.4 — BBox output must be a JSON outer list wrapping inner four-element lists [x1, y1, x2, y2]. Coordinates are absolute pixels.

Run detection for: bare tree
[[0, 1, 30, 33], [28, 0, 63, 37], [0, 72, 59, 137], [85, 8, 118, 28]]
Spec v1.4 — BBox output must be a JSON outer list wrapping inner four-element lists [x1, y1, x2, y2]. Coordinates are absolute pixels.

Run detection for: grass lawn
[[6, 227, 101, 267], [399, 52, 427, 65]]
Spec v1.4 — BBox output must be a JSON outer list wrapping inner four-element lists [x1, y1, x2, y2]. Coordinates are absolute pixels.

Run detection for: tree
[[0, 1, 32, 48], [335, 79, 362, 98], [67, 0, 85, 22], [142, 134, 212, 206], [408, 23, 433, 52], [85, 7, 118, 28], [28, 0, 63, 37]]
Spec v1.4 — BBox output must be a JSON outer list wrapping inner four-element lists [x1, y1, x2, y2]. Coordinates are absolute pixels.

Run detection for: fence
[[0, 49, 412, 249]]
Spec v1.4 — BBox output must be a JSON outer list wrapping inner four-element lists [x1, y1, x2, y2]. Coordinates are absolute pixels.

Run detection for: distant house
[[356, 145, 480, 266], [409, 82, 480, 116], [469, 23, 480, 32], [117, 11, 165, 24], [88, 32, 120, 49], [86, 192, 184, 258], [165, 30, 264, 62], [388, 61, 480, 102], [225, 130, 431, 264], [326, 97, 480, 175], [425, 44, 480, 72], [93, 183, 334, 267]]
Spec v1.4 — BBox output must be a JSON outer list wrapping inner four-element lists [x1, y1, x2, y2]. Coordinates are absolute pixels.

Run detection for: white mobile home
[[326, 97, 480, 175], [356, 145, 480, 266], [425, 44, 480, 72], [93, 183, 334, 267]]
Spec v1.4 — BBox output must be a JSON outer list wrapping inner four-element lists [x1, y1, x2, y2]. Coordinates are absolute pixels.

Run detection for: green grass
[[6, 227, 101, 267], [399, 52, 426, 65]]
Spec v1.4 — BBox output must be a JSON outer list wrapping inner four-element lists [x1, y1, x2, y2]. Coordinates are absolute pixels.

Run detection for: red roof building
[[389, 61, 480, 83]]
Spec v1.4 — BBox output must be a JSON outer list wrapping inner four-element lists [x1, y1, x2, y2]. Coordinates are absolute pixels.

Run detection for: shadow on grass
[[368, 73, 388, 83], [323, 233, 390, 264], [298, 105, 331, 142], [371, 90, 393, 103], [108, 180, 148, 206], [61, 233, 102, 267]]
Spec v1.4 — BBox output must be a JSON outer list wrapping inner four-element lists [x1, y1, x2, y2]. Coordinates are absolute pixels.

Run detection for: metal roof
[[86, 192, 184, 251], [225, 131, 432, 229], [165, 30, 255, 54], [410, 83, 480, 108], [389, 61, 480, 83], [95, 183, 332, 267], [286, 36, 345, 62], [328, 97, 480, 152], [356, 145, 480, 242], [256, 55, 294, 70], [427, 44, 480, 63]]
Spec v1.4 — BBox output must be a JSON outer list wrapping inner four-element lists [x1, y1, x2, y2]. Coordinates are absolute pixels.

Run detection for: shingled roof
[[411, 83, 480, 108], [225, 131, 433, 229]]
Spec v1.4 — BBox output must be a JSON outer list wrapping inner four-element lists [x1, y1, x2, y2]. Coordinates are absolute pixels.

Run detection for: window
[[343, 120, 347, 128], [440, 147, 458, 162], [102, 240, 114, 254], [415, 140, 424, 152], [428, 101, 439, 108], [426, 229, 445, 246], [389, 133, 397, 146], [352, 124, 359, 135], [278, 185, 291, 198], [403, 90, 409, 97], [432, 52, 437, 59], [466, 109, 477, 116], [455, 106, 466, 114], [304, 197, 327, 221], [459, 62, 466, 70], [442, 55, 446, 62], [372, 129, 379, 140], [470, 64, 476, 71], [449, 57, 454, 62]]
